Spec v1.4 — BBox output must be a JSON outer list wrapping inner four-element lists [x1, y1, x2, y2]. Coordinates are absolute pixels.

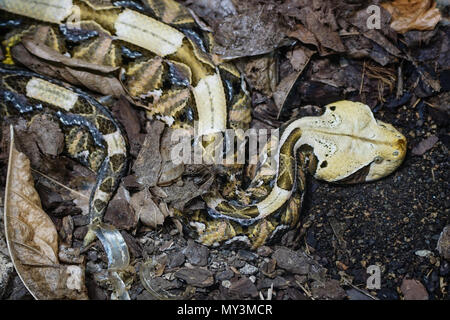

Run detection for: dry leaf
[[382, 0, 442, 33], [133, 121, 165, 188], [288, 24, 320, 48], [130, 189, 165, 228], [11, 40, 126, 98], [412, 135, 439, 155], [298, 6, 345, 54], [22, 38, 118, 73], [4, 127, 88, 300]]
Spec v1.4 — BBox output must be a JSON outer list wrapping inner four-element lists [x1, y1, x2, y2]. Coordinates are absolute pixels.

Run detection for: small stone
[[221, 280, 231, 288], [272, 248, 312, 275], [415, 249, 432, 257], [28, 114, 64, 156], [437, 226, 450, 260], [440, 261, 449, 276], [239, 263, 259, 275], [209, 261, 220, 270], [412, 135, 439, 155], [86, 261, 102, 274], [120, 231, 143, 258], [256, 246, 273, 257], [73, 226, 88, 240], [168, 252, 185, 268], [0, 252, 14, 298], [400, 279, 429, 300], [8, 276, 33, 300], [232, 258, 246, 268], [174, 267, 214, 288], [237, 250, 257, 261], [229, 277, 258, 298], [72, 214, 89, 227], [311, 279, 346, 300], [182, 240, 209, 267], [150, 277, 182, 291], [104, 199, 137, 231], [216, 268, 234, 281], [87, 251, 98, 262]]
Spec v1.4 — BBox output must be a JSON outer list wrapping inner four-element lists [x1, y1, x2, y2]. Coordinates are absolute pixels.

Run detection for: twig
[[342, 278, 379, 300], [396, 61, 403, 98], [297, 282, 314, 300], [31, 168, 89, 199], [359, 60, 366, 96]]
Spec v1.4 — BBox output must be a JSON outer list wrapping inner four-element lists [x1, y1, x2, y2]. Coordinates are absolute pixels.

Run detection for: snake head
[[293, 100, 407, 184]]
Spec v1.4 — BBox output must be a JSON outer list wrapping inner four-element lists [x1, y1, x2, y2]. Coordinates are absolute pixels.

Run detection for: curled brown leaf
[[4, 127, 88, 300]]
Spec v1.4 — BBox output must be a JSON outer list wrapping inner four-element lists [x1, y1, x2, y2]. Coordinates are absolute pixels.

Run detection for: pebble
[[239, 263, 259, 275], [216, 268, 234, 281], [310, 279, 346, 300], [400, 279, 429, 300], [72, 214, 90, 227], [439, 261, 449, 276], [237, 250, 257, 262], [229, 277, 258, 298], [103, 199, 137, 231], [167, 251, 185, 268], [256, 246, 273, 257], [221, 280, 231, 288], [233, 258, 246, 268], [8, 276, 33, 300], [415, 249, 432, 257], [272, 248, 312, 275], [150, 277, 182, 291], [437, 226, 450, 260], [0, 252, 14, 298], [174, 267, 214, 288], [182, 240, 210, 267], [73, 226, 88, 240]]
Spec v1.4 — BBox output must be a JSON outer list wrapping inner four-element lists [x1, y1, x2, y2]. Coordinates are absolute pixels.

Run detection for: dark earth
[[0, 0, 449, 300]]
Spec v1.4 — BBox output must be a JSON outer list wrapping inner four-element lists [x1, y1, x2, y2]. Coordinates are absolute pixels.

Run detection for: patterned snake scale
[[0, 0, 407, 249]]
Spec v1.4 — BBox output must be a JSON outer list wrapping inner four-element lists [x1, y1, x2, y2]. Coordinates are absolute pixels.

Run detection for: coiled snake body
[[0, 0, 407, 249]]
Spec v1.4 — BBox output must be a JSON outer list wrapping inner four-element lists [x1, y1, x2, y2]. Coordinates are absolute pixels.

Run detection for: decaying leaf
[[133, 121, 165, 188], [4, 127, 88, 300], [242, 55, 278, 96], [297, 6, 345, 54], [130, 189, 165, 228], [412, 135, 439, 155], [11, 40, 125, 98], [382, 0, 442, 33], [211, 6, 290, 59]]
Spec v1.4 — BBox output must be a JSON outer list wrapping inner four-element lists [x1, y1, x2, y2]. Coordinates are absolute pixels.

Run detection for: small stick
[[31, 168, 89, 199], [359, 60, 366, 96]]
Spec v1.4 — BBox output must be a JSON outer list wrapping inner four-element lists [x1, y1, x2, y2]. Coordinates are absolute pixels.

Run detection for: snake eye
[[374, 156, 384, 164]]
